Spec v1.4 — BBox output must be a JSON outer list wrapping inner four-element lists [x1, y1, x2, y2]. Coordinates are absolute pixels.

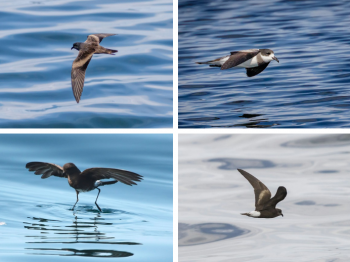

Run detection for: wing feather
[[237, 169, 271, 211], [266, 186, 287, 208], [91, 33, 116, 43], [26, 162, 65, 179], [246, 63, 270, 77], [81, 168, 143, 186], [221, 50, 260, 70], [71, 53, 93, 103]]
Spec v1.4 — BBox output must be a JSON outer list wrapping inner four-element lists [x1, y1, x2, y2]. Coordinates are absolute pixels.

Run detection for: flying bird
[[196, 49, 279, 77], [71, 34, 118, 103], [26, 162, 142, 212], [237, 169, 287, 218]]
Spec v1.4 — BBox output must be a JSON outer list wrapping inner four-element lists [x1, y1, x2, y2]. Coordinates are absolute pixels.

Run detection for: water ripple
[[179, 0, 350, 128], [0, 0, 172, 127]]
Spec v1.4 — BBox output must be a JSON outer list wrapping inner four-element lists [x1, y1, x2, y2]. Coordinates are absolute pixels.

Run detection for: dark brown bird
[[238, 169, 287, 218], [26, 162, 142, 212], [71, 33, 118, 103]]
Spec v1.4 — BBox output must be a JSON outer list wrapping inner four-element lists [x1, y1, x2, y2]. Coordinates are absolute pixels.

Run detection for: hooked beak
[[273, 56, 279, 63], [71, 46, 74, 50]]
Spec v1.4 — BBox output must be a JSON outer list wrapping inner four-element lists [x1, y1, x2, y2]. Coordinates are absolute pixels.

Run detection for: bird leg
[[71, 190, 79, 210], [95, 188, 102, 212]]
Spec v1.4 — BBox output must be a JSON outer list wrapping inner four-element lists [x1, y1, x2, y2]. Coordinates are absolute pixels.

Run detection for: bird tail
[[196, 61, 209, 64], [240, 213, 250, 216], [196, 60, 222, 68]]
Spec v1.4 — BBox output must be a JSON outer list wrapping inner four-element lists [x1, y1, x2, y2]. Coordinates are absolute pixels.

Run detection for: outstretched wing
[[26, 162, 65, 179], [81, 168, 143, 186], [86, 34, 116, 43], [266, 186, 287, 208], [221, 49, 259, 70], [246, 63, 270, 77], [71, 50, 93, 103], [237, 169, 271, 211]]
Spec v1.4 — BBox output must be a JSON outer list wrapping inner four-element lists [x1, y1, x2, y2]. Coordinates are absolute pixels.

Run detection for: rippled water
[[179, 134, 350, 261], [0, 0, 172, 128], [179, 0, 350, 128], [0, 134, 173, 260]]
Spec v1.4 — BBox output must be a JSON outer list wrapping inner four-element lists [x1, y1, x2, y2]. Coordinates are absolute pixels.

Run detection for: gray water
[[179, 134, 350, 261]]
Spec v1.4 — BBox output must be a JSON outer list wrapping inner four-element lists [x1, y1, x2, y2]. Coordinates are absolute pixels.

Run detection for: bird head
[[71, 42, 83, 51], [260, 49, 279, 63], [277, 208, 283, 217], [63, 163, 80, 176]]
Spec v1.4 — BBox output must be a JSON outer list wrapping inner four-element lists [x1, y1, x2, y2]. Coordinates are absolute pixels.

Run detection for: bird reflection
[[23, 214, 141, 257]]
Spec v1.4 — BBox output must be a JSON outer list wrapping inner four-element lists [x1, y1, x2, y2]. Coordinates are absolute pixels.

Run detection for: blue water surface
[[179, 0, 350, 128], [0, 134, 173, 261], [0, 0, 172, 128]]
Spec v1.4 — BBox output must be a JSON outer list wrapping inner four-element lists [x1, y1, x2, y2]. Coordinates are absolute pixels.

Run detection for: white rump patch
[[94, 180, 103, 188], [249, 211, 261, 217]]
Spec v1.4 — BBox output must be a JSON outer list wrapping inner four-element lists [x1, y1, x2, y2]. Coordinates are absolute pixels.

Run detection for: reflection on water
[[27, 248, 133, 257], [208, 158, 275, 170], [179, 223, 249, 247], [179, 134, 350, 261], [282, 134, 350, 148], [24, 214, 141, 257]]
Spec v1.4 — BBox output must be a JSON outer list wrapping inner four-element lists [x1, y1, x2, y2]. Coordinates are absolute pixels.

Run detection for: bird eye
[[267, 53, 271, 55]]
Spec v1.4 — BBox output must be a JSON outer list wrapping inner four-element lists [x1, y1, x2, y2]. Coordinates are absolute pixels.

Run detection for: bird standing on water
[[71, 33, 118, 103], [237, 169, 287, 218], [26, 162, 142, 212], [196, 49, 279, 77]]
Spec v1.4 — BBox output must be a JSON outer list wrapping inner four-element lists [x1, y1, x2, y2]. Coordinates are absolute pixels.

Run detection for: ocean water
[[0, 0, 172, 128], [179, 134, 350, 261], [0, 134, 173, 261], [179, 0, 350, 128]]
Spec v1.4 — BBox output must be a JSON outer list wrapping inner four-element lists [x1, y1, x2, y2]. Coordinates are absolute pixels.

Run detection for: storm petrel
[[237, 169, 287, 218], [196, 49, 279, 77], [71, 34, 118, 103], [26, 162, 142, 212]]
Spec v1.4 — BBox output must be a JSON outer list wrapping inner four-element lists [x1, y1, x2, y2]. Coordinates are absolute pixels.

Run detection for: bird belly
[[235, 56, 259, 68], [76, 188, 90, 193]]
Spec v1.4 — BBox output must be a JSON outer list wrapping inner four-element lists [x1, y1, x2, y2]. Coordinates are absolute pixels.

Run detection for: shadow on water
[[207, 158, 275, 170], [23, 212, 141, 257], [178, 223, 249, 247]]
